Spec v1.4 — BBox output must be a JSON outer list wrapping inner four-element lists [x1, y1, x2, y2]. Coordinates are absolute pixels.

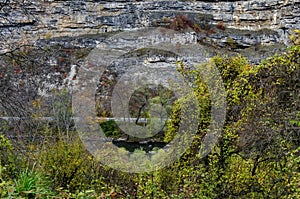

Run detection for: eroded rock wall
[[1, 0, 300, 51]]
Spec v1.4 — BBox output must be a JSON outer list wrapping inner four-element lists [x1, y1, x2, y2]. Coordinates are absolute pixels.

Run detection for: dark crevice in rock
[[0, 20, 37, 28]]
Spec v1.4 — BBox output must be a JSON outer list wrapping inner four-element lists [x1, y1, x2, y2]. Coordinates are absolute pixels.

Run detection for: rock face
[[0, 0, 299, 121], [1, 0, 300, 51]]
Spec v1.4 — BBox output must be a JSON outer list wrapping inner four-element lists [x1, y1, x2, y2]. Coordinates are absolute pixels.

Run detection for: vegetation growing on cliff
[[0, 32, 299, 198]]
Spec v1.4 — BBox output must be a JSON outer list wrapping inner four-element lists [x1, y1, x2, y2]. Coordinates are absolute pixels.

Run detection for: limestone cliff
[[1, 0, 299, 51]]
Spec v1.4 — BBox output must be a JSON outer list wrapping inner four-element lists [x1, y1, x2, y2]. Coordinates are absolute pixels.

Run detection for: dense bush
[[154, 33, 300, 198], [38, 137, 101, 192], [0, 135, 16, 181]]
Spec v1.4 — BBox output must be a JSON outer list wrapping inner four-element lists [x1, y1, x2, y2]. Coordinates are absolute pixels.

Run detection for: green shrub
[[0, 165, 15, 198], [0, 135, 17, 180], [38, 137, 90, 191], [100, 120, 120, 137], [0, 165, 53, 199], [14, 166, 53, 198], [37, 136, 119, 194]]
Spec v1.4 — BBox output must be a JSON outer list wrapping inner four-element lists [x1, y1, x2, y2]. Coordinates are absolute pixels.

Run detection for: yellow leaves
[[31, 98, 41, 109], [289, 29, 300, 45], [294, 29, 300, 34], [44, 32, 52, 40], [87, 155, 93, 161]]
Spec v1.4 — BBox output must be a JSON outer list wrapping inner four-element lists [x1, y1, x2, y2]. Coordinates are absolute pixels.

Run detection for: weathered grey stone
[[0, 0, 299, 53]]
